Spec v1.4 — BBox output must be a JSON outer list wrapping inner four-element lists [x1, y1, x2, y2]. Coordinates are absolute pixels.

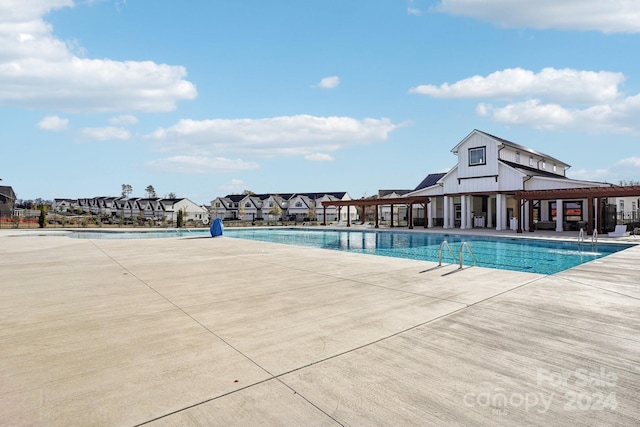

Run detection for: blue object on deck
[[210, 218, 223, 237]]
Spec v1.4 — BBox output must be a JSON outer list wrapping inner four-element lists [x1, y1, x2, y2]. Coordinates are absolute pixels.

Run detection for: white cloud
[[146, 156, 259, 174], [146, 115, 402, 157], [566, 168, 611, 181], [218, 179, 249, 194], [305, 153, 334, 161], [410, 68, 623, 104], [109, 114, 139, 126], [415, 67, 640, 135], [80, 126, 131, 141], [0, 0, 197, 112], [38, 115, 68, 131], [477, 95, 640, 134], [434, 0, 640, 33], [313, 76, 340, 89], [617, 157, 640, 168]]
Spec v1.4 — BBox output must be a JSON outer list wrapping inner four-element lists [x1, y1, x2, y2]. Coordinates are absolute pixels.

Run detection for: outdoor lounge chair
[[608, 225, 629, 238]]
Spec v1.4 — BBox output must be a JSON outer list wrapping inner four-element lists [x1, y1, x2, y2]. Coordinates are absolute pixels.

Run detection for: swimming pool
[[69, 228, 633, 275]]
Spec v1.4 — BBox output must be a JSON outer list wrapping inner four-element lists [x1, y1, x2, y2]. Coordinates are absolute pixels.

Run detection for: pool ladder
[[578, 228, 598, 245], [438, 240, 477, 269]]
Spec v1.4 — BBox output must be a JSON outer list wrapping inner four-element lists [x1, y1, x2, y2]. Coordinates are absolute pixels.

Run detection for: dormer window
[[542, 160, 546, 169], [468, 147, 486, 166], [553, 163, 557, 172], [529, 156, 534, 166], [515, 152, 520, 163]]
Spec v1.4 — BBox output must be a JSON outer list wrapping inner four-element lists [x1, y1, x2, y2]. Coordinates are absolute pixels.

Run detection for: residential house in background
[[210, 194, 246, 220], [52, 196, 208, 224], [0, 186, 16, 217], [209, 192, 356, 223]]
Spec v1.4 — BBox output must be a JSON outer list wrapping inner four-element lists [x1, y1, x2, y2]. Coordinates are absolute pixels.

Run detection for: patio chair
[[608, 225, 629, 238]]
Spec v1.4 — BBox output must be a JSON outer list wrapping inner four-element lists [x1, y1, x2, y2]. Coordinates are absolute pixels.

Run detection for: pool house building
[[406, 129, 639, 233]]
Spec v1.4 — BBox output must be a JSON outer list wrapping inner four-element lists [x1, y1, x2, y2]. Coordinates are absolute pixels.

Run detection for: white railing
[[459, 242, 477, 269], [438, 240, 477, 269], [438, 240, 456, 266]]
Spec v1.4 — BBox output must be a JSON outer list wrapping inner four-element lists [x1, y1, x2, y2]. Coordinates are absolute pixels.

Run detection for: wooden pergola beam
[[321, 196, 431, 228], [515, 185, 640, 200]]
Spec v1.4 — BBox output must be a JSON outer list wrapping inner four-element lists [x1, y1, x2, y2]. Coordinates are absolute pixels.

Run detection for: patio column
[[487, 196, 494, 228], [443, 196, 450, 228], [408, 203, 414, 229], [322, 205, 327, 225], [528, 199, 535, 232], [460, 195, 468, 229], [427, 201, 433, 228], [595, 197, 600, 234], [555, 199, 563, 232], [495, 194, 504, 231], [587, 197, 594, 235], [390, 204, 394, 228], [517, 199, 523, 233], [374, 204, 379, 228], [347, 205, 351, 227]]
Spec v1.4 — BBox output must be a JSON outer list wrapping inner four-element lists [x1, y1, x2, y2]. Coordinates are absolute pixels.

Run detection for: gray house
[[0, 186, 16, 217]]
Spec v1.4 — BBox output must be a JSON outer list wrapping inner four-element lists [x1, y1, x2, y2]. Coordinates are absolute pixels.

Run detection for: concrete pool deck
[[1, 228, 639, 426]]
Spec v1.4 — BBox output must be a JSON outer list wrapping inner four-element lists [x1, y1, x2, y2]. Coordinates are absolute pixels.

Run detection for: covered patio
[[321, 196, 431, 229], [514, 185, 640, 234]]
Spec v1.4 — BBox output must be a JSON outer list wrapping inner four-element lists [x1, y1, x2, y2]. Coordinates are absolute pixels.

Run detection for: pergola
[[321, 196, 431, 229], [514, 185, 640, 234]]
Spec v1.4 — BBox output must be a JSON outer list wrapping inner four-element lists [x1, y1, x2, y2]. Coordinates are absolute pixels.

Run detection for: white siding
[[456, 133, 499, 179]]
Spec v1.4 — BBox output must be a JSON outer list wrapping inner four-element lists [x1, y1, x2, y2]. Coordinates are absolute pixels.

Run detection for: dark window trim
[[468, 146, 486, 167]]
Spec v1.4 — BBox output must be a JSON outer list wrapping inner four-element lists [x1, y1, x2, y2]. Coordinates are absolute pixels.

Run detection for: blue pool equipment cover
[[210, 218, 223, 237]]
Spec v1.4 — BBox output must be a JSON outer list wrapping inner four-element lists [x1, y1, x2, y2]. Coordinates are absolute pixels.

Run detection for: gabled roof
[[413, 172, 446, 191], [225, 194, 246, 203], [378, 190, 411, 198], [296, 192, 347, 200], [452, 129, 569, 168]]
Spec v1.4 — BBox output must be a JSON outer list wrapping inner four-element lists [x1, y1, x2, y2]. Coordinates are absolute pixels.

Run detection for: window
[[295, 201, 303, 207], [550, 201, 583, 222], [468, 147, 486, 166], [553, 163, 557, 172], [245, 202, 251, 207], [541, 160, 546, 169], [529, 156, 534, 166], [515, 152, 520, 163]]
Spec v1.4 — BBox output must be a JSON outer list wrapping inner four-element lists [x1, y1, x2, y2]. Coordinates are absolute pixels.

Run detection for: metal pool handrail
[[459, 242, 477, 269], [438, 240, 456, 266]]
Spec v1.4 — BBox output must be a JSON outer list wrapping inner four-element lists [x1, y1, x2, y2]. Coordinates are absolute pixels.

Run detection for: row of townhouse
[[52, 197, 209, 224], [210, 192, 359, 223]]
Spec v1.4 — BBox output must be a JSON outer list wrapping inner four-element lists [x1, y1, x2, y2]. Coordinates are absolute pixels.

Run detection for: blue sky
[[2, 0, 639, 205]]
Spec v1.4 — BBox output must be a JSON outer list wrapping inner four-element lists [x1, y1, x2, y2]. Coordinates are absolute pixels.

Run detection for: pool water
[[69, 228, 633, 275], [222, 228, 632, 275]]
